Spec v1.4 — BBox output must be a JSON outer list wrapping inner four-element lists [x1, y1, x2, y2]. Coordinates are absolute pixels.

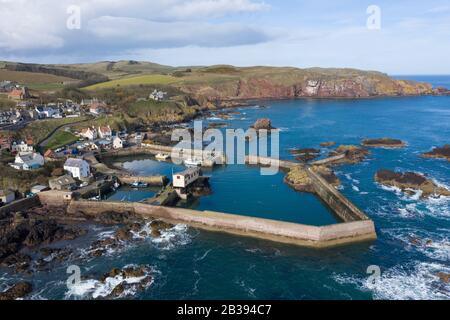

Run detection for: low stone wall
[[306, 167, 369, 222], [38, 191, 74, 207], [0, 196, 40, 216], [66, 200, 376, 248], [119, 175, 168, 187]]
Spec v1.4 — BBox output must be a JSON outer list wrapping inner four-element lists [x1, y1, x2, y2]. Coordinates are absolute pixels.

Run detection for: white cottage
[[64, 158, 90, 179], [113, 136, 124, 149], [11, 152, 45, 170]]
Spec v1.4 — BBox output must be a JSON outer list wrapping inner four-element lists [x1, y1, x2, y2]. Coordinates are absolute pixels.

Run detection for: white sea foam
[[152, 224, 192, 250], [333, 261, 450, 300], [382, 227, 450, 261], [66, 264, 154, 299]]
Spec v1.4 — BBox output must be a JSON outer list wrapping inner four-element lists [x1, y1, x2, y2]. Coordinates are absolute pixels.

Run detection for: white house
[[64, 158, 90, 179], [149, 90, 166, 101], [113, 136, 124, 149], [80, 127, 98, 141], [0, 189, 15, 205], [11, 140, 34, 153], [11, 152, 45, 170], [173, 167, 200, 189], [98, 126, 112, 139]]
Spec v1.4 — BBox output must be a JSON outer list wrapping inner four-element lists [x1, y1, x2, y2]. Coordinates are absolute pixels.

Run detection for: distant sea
[[1, 76, 449, 300]]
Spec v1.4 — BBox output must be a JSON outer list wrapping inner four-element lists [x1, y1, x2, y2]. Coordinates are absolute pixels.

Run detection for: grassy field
[[44, 130, 79, 151], [84, 74, 180, 90], [0, 69, 75, 84], [0, 96, 15, 111], [17, 117, 88, 144]]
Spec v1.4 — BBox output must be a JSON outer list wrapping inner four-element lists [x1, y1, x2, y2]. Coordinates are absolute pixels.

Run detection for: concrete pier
[[62, 199, 376, 248]]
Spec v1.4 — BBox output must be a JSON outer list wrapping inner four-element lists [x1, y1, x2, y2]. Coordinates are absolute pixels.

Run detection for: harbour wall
[[245, 155, 371, 222], [0, 196, 40, 216], [63, 199, 376, 248]]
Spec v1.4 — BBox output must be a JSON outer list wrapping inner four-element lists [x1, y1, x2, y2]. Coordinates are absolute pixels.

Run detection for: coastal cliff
[[176, 66, 433, 101]]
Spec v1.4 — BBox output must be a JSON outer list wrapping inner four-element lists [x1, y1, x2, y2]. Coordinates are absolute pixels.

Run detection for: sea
[[1, 76, 449, 300]]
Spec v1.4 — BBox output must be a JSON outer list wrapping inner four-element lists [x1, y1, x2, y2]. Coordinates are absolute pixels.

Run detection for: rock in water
[[0, 282, 33, 300], [320, 141, 336, 147], [422, 145, 450, 162], [329, 145, 369, 165], [252, 118, 274, 131], [375, 170, 450, 198], [362, 138, 406, 148]]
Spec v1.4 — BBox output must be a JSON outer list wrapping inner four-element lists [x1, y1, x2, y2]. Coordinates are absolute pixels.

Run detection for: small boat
[[155, 153, 170, 161], [131, 181, 149, 188], [184, 158, 202, 167]]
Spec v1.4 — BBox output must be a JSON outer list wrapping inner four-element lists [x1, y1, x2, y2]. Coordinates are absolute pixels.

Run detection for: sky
[[0, 0, 449, 74]]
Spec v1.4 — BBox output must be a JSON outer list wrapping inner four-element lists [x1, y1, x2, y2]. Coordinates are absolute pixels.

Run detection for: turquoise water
[[2, 80, 450, 299], [114, 158, 337, 226]]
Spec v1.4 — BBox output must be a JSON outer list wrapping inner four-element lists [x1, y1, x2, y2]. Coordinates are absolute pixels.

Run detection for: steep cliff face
[[177, 67, 433, 101]]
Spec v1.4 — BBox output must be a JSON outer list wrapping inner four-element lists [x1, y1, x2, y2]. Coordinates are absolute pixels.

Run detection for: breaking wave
[[333, 261, 450, 300]]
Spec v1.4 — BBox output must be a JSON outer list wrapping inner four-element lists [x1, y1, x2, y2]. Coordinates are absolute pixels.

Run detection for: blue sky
[[0, 0, 449, 74]]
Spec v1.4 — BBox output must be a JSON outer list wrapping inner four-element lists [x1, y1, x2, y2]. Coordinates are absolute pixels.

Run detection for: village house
[[35, 105, 58, 119], [0, 110, 23, 125], [11, 139, 34, 153], [113, 136, 124, 149], [49, 175, 76, 191], [149, 89, 166, 101], [0, 81, 17, 92], [0, 135, 13, 151], [8, 87, 30, 100], [80, 127, 98, 141], [31, 185, 49, 194], [10, 152, 45, 170], [64, 158, 90, 179], [98, 125, 112, 139], [0, 189, 15, 205], [86, 99, 106, 115]]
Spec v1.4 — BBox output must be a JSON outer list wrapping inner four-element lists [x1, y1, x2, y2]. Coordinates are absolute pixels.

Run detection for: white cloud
[[0, 0, 272, 55]]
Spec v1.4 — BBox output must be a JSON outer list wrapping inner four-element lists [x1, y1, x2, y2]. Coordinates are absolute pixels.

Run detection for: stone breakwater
[[60, 199, 376, 248]]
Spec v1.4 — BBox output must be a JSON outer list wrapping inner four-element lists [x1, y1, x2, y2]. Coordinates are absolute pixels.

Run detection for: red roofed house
[[80, 127, 98, 141], [98, 125, 112, 139], [8, 87, 30, 100]]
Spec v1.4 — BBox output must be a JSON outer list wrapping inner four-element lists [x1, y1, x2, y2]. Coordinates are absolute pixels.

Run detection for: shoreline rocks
[[375, 170, 450, 198], [362, 138, 406, 148], [0, 282, 33, 300], [422, 145, 450, 162]]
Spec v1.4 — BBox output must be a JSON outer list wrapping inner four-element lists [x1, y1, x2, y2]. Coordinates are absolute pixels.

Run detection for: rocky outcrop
[[312, 166, 341, 188], [320, 142, 336, 147], [0, 282, 33, 300], [0, 215, 85, 272], [252, 118, 274, 131], [375, 170, 450, 198], [290, 148, 321, 163], [329, 145, 370, 165], [362, 138, 406, 148], [422, 145, 450, 162], [284, 166, 314, 193]]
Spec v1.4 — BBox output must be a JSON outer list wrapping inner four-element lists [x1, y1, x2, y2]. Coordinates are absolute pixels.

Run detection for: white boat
[[155, 153, 170, 161], [131, 181, 149, 188], [184, 158, 202, 167]]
